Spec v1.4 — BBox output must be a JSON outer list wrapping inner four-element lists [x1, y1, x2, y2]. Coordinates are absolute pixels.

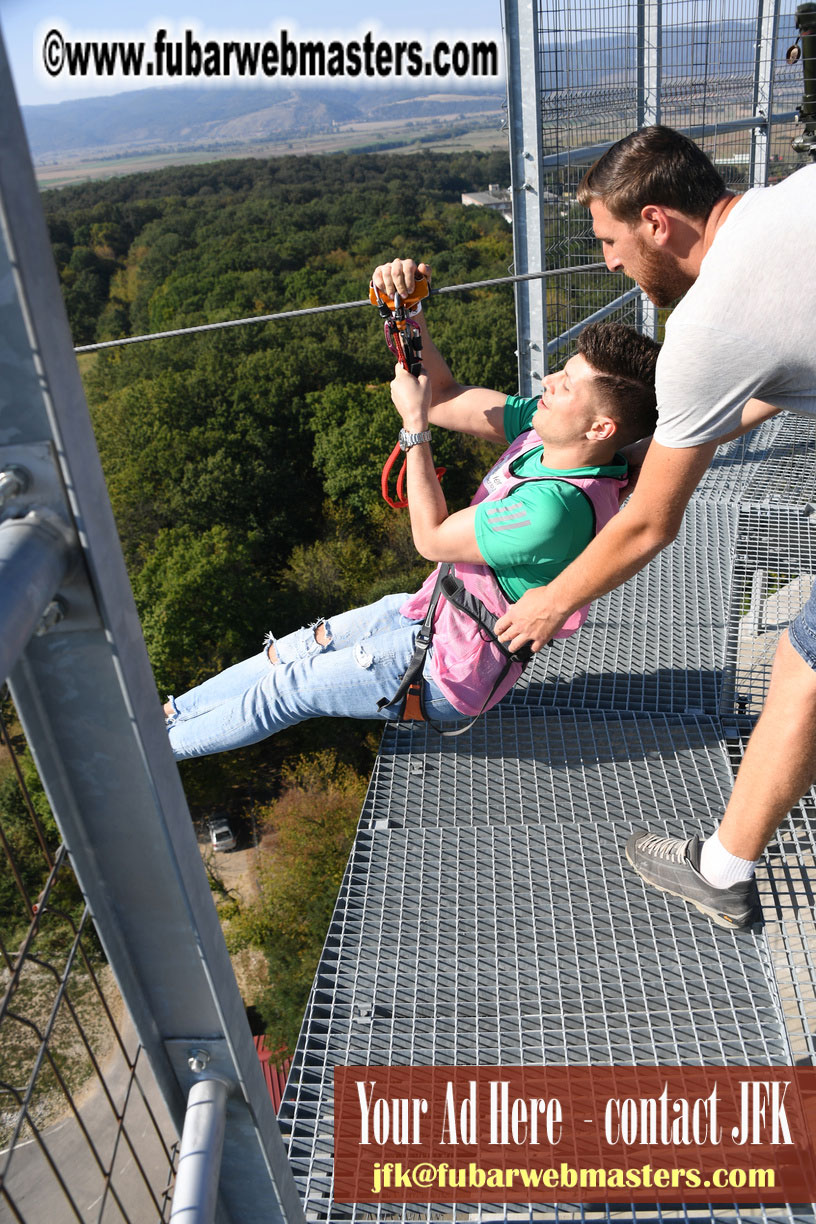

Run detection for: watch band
[[398, 427, 432, 452]]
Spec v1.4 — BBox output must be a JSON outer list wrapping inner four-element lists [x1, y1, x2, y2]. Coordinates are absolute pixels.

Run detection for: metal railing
[[0, 698, 178, 1223], [505, 0, 809, 389]]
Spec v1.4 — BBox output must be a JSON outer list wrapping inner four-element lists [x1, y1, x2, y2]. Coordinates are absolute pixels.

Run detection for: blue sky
[[0, 0, 505, 106]]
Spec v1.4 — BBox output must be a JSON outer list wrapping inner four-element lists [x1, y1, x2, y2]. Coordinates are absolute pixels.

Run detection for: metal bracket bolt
[[35, 598, 66, 637], [187, 1048, 211, 1074], [0, 465, 31, 510]]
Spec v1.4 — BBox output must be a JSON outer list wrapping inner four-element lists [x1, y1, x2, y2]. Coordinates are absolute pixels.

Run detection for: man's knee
[[267, 618, 331, 664]]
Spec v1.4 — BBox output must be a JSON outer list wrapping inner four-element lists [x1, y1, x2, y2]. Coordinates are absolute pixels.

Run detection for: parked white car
[[207, 815, 236, 852]]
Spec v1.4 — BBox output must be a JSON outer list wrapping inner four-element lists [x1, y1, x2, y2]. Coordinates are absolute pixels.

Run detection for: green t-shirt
[[473, 394, 627, 603]]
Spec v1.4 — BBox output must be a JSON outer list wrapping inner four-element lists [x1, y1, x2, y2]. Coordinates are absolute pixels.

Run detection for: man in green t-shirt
[[473, 391, 627, 604], [164, 258, 659, 760]]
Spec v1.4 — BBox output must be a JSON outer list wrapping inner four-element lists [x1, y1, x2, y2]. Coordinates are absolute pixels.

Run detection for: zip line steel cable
[[73, 262, 608, 353]]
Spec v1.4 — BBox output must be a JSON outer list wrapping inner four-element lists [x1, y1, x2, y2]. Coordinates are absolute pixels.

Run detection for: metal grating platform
[[278, 820, 789, 1222], [508, 505, 736, 715], [693, 416, 816, 506], [280, 708, 809, 1222], [360, 709, 732, 832]]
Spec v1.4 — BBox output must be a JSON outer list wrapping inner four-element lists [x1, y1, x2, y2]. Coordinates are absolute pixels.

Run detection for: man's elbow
[[623, 504, 683, 559], [429, 378, 466, 410], [415, 542, 448, 564], [411, 526, 438, 561], [412, 526, 459, 564], [646, 519, 682, 557]]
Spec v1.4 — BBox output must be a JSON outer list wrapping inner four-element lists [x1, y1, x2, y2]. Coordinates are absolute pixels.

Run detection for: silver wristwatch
[[398, 427, 432, 452]]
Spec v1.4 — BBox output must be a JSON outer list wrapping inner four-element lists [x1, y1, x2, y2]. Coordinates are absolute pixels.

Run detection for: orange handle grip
[[369, 270, 430, 313]]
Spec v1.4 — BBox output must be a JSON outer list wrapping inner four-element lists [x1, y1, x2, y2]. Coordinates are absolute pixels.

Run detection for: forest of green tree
[[32, 148, 527, 1045]]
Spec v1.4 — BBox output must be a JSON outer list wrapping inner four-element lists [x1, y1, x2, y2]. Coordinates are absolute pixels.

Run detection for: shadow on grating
[[360, 709, 732, 833]]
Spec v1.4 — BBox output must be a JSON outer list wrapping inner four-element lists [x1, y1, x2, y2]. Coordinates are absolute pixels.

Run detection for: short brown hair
[[577, 125, 727, 223], [577, 321, 660, 445]]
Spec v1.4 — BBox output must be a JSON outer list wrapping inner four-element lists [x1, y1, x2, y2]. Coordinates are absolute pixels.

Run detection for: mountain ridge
[[22, 85, 505, 159]]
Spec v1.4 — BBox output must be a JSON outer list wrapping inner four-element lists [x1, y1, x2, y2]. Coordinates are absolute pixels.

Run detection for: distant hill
[[22, 86, 505, 160]]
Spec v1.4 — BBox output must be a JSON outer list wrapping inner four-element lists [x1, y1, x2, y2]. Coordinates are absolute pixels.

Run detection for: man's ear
[[640, 204, 671, 245], [588, 417, 617, 441]]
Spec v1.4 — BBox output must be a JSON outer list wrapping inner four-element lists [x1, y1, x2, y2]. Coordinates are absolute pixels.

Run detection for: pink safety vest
[[399, 428, 628, 716]]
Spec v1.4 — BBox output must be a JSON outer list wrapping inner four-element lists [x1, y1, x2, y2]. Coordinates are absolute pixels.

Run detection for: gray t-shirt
[[653, 163, 816, 448]]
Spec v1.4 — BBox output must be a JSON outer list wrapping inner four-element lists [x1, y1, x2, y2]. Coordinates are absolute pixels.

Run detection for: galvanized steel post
[[503, 0, 548, 396]]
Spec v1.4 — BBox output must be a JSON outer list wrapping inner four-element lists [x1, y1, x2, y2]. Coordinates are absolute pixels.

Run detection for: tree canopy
[[48, 150, 518, 715]]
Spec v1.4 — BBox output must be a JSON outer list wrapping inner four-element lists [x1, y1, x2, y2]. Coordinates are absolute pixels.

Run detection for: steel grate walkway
[[360, 711, 732, 832], [279, 411, 816, 1223], [508, 505, 736, 716], [694, 417, 816, 507]]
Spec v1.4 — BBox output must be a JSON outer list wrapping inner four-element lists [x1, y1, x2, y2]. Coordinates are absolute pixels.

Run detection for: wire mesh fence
[[532, 0, 811, 352], [720, 506, 816, 718], [0, 693, 178, 1224]]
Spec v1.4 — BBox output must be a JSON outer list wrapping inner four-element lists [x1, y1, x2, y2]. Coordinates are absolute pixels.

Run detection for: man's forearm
[[405, 440, 449, 552]]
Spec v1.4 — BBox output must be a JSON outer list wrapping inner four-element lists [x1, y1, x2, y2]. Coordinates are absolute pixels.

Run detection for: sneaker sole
[[624, 845, 755, 932]]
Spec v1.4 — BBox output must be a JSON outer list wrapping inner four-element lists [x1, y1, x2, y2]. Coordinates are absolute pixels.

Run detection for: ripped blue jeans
[[165, 592, 463, 760]]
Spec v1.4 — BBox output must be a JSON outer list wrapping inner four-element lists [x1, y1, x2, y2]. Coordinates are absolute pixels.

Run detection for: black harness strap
[[377, 563, 534, 738], [376, 563, 452, 722]]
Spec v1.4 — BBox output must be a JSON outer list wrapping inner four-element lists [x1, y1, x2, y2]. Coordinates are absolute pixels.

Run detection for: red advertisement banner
[[334, 1066, 816, 1203]]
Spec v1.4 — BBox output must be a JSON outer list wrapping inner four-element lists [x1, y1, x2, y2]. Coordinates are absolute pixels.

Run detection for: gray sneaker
[[625, 830, 763, 931]]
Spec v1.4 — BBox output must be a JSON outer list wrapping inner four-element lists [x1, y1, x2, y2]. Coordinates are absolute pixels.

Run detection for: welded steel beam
[[751, 0, 781, 187], [538, 112, 797, 169], [637, 0, 662, 338]]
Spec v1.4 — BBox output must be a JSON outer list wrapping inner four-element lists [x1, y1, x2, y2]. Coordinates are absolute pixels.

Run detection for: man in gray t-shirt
[[495, 125, 816, 932], [654, 163, 816, 447]]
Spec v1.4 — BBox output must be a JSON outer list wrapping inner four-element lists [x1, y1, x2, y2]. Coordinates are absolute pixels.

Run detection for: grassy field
[[34, 113, 508, 189]]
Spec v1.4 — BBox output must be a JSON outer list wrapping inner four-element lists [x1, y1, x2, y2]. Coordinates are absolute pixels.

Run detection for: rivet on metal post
[[0, 465, 30, 510], [187, 1048, 211, 1074], [35, 598, 66, 637]]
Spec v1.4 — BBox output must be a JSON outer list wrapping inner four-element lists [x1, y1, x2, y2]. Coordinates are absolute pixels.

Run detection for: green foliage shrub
[[228, 751, 366, 1051]]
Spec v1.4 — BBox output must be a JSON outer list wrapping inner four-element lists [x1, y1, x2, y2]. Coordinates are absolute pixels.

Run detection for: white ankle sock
[[699, 830, 756, 888]]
